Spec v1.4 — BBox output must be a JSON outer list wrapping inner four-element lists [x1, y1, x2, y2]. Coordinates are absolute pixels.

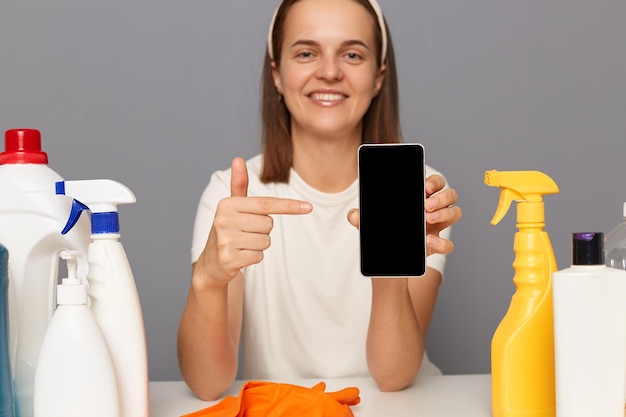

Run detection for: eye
[[293, 48, 317, 61], [344, 51, 365, 63]]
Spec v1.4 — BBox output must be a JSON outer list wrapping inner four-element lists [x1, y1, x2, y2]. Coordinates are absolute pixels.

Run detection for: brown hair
[[260, 0, 402, 183]]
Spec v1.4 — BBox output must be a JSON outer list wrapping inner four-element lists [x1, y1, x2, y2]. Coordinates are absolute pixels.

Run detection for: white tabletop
[[149, 374, 492, 417]]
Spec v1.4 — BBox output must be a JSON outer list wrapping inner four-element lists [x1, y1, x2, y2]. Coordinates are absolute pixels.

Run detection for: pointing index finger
[[247, 196, 313, 215]]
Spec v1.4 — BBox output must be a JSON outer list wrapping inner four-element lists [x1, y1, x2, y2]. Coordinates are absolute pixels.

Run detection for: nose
[[316, 56, 343, 81]]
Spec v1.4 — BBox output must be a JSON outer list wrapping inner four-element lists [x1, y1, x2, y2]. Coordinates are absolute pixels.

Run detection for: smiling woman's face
[[271, 0, 386, 141]]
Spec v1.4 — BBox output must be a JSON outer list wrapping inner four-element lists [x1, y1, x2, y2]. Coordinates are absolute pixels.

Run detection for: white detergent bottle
[[33, 250, 119, 417], [552, 232, 626, 417], [0, 129, 90, 417], [56, 179, 149, 417]]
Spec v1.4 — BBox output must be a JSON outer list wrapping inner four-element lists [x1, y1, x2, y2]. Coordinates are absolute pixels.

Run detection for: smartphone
[[358, 143, 426, 277]]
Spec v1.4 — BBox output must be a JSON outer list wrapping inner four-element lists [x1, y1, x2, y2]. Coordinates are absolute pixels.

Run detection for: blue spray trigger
[[61, 199, 90, 235]]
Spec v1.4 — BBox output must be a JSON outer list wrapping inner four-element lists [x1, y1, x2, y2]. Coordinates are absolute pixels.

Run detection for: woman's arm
[[366, 269, 441, 391], [351, 173, 462, 391], [178, 157, 313, 400], [177, 267, 244, 401]]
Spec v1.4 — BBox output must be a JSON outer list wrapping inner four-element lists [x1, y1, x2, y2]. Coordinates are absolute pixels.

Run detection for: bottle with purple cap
[[552, 232, 626, 417]]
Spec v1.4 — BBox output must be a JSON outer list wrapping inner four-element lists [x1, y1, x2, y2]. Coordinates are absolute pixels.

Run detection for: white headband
[[267, 0, 388, 64]]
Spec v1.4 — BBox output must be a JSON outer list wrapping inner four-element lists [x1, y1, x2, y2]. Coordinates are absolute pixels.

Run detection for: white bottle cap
[[57, 250, 88, 305]]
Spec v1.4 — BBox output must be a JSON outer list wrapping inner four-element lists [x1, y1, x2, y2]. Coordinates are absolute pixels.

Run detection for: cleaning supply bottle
[[33, 250, 120, 417], [552, 232, 626, 417], [56, 179, 149, 417], [0, 243, 15, 417], [485, 169, 559, 417], [603, 201, 626, 402], [0, 128, 90, 417]]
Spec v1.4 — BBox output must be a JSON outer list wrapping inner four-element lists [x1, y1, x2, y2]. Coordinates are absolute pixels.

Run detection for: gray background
[[2, 0, 625, 381]]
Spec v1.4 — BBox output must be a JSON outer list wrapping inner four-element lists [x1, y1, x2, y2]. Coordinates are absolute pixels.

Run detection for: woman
[[178, 0, 462, 401]]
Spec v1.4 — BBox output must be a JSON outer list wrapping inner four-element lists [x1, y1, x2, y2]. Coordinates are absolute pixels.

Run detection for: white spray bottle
[[56, 179, 149, 417], [0, 128, 90, 417], [33, 250, 120, 417]]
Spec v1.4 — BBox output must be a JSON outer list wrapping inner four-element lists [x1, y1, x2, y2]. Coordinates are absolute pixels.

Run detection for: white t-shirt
[[191, 154, 450, 380]]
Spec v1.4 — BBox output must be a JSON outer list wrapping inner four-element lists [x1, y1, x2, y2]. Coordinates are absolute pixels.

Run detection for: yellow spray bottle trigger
[[484, 170, 559, 225]]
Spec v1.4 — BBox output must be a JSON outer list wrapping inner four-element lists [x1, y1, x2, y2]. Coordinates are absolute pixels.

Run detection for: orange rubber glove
[[181, 381, 360, 417]]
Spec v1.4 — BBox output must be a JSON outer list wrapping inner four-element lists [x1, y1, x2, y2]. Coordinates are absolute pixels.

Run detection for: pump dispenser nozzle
[[484, 170, 559, 225], [55, 179, 136, 235], [57, 250, 87, 306]]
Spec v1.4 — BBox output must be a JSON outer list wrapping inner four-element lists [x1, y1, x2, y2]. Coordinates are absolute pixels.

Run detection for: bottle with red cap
[[0, 129, 89, 417]]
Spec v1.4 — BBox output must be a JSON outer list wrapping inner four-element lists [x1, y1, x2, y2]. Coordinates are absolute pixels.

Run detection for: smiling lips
[[310, 92, 346, 104]]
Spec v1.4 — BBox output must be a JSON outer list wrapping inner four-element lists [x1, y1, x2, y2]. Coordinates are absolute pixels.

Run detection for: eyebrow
[[290, 39, 370, 51]]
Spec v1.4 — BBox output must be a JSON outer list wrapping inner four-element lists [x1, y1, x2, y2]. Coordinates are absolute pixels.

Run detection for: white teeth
[[312, 93, 344, 101]]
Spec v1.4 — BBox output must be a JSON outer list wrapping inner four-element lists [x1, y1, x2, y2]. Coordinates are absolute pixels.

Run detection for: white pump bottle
[[56, 179, 149, 417], [33, 250, 120, 417]]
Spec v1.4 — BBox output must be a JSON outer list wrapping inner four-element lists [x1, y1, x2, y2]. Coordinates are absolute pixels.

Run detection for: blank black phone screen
[[358, 143, 426, 277]]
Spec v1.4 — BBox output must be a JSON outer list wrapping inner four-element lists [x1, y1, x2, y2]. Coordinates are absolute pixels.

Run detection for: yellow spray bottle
[[485, 170, 559, 417]]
